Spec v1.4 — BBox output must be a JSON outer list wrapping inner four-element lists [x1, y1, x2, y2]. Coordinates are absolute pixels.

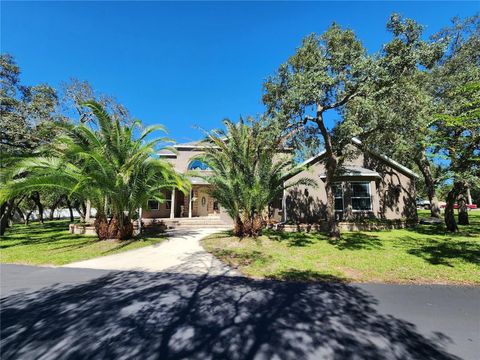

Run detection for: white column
[[282, 184, 287, 222], [138, 207, 143, 234], [188, 188, 193, 218], [170, 189, 176, 219], [85, 199, 91, 223], [467, 187, 473, 205]]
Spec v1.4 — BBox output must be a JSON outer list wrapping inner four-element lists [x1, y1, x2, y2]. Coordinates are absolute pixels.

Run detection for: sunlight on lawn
[[202, 211, 480, 285], [0, 220, 166, 266]]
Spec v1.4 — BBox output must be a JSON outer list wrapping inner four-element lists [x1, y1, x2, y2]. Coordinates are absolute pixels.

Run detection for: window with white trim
[[332, 183, 344, 212], [351, 182, 372, 211]]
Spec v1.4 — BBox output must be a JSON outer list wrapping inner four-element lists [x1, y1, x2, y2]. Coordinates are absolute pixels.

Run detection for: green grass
[[202, 211, 480, 285], [0, 220, 166, 266]]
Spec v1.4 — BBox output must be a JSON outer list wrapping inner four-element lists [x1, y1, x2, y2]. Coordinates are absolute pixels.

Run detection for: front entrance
[[197, 189, 209, 216]]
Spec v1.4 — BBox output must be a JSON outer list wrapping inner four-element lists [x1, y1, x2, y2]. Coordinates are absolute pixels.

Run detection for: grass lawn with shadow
[[1, 220, 166, 266], [202, 211, 480, 285]]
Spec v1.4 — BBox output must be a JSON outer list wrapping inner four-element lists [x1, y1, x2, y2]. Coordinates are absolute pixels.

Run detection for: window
[[165, 190, 172, 210], [351, 182, 372, 211], [188, 159, 211, 171], [213, 201, 219, 211], [147, 200, 159, 210], [332, 183, 344, 212]]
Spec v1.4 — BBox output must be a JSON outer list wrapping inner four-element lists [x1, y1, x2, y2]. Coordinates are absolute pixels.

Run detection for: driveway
[[1, 264, 479, 360], [64, 228, 237, 275]]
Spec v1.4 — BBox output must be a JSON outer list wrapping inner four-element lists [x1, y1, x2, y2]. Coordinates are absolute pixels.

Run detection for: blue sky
[[2, 1, 478, 143]]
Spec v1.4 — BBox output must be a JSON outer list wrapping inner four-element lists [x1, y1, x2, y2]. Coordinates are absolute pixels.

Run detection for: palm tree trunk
[[233, 215, 244, 237]]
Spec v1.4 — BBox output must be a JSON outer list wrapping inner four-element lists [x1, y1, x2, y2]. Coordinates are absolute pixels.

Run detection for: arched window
[[188, 159, 211, 171]]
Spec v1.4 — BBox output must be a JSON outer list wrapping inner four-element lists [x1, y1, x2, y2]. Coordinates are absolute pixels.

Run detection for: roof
[[157, 149, 177, 157], [287, 138, 419, 180], [351, 137, 419, 179], [319, 166, 381, 179], [188, 176, 210, 185], [173, 140, 210, 149], [172, 139, 293, 152]]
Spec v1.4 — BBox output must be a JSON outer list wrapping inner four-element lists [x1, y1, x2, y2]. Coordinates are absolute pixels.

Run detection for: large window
[[351, 182, 372, 211], [188, 160, 211, 171], [332, 183, 344, 212]]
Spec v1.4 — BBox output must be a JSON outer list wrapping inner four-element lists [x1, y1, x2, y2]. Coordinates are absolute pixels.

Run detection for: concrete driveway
[[63, 228, 237, 275], [1, 264, 479, 360]]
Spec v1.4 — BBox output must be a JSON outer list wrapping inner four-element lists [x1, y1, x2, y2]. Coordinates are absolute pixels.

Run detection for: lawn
[[0, 220, 166, 266], [202, 211, 480, 285]]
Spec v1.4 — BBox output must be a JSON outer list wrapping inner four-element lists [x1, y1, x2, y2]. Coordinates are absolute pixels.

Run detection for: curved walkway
[[63, 228, 238, 276]]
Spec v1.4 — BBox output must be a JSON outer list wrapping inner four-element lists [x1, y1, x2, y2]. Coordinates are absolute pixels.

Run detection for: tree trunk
[[233, 215, 244, 237], [94, 213, 109, 240], [445, 181, 464, 232], [31, 192, 44, 224], [49, 196, 64, 221], [457, 191, 469, 225], [65, 199, 75, 223], [23, 210, 33, 226], [0, 199, 14, 236], [315, 109, 340, 239], [415, 153, 440, 218]]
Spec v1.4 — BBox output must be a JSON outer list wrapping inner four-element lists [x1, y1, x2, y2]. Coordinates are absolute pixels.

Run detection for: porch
[[141, 182, 220, 220]]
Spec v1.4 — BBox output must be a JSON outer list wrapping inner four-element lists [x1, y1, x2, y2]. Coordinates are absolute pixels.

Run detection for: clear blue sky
[[2, 1, 478, 143]]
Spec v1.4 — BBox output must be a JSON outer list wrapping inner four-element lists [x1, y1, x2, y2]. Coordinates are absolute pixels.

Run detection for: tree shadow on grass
[[330, 232, 383, 250], [1, 270, 461, 359], [210, 249, 271, 267], [266, 230, 315, 247], [410, 222, 480, 238], [407, 238, 480, 267]]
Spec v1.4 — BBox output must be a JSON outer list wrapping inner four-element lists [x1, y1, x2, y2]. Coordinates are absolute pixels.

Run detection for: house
[[141, 138, 418, 227]]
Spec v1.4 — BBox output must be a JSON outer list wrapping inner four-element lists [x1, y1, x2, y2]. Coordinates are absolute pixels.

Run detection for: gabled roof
[[288, 138, 419, 180], [351, 137, 419, 179]]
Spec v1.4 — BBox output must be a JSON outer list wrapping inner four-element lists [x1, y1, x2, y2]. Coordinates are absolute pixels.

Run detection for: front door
[[197, 190, 209, 216]]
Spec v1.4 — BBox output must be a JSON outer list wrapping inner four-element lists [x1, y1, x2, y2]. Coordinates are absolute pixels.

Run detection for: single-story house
[[141, 138, 418, 227]]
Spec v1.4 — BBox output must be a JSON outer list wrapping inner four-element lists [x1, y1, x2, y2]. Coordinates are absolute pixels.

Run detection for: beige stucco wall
[[164, 148, 207, 172], [152, 146, 416, 224], [285, 152, 417, 222]]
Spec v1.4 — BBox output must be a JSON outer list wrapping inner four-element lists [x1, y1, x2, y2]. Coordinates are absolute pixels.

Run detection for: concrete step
[[168, 224, 230, 230]]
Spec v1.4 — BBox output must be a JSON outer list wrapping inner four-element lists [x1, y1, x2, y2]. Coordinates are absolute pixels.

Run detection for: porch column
[[170, 189, 176, 219], [282, 184, 287, 222], [138, 207, 143, 234], [85, 199, 91, 223], [188, 188, 193, 218]]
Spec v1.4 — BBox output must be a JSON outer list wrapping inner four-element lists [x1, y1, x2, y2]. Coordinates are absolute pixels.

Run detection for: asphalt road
[[1, 264, 479, 360]]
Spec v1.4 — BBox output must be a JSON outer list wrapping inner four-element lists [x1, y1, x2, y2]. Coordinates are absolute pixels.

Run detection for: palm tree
[[195, 118, 312, 237], [1, 101, 188, 240]]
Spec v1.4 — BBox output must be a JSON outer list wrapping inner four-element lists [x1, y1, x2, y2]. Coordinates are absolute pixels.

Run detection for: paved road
[[1, 264, 479, 360], [63, 228, 237, 275]]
